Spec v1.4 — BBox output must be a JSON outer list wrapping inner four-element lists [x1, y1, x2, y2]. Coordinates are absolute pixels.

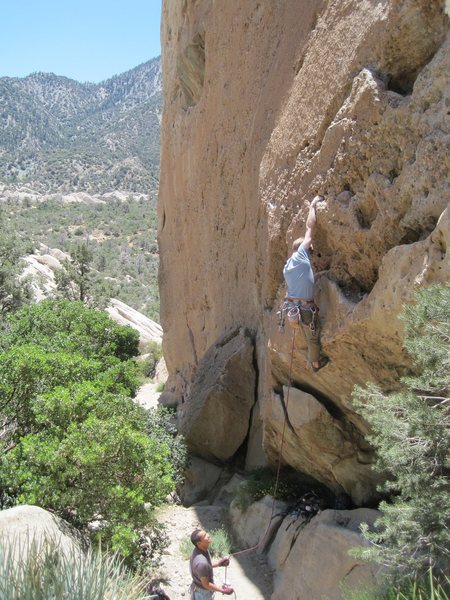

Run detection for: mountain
[[0, 58, 161, 194]]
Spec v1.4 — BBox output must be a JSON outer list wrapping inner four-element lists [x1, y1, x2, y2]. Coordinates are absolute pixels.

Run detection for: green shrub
[[209, 527, 232, 558], [146, 406, 188, 488], [1, 299, 140, 361], [0, 301, 173, 567], [353, 283, 450, 581], [0, 536, 148, 600], [0, 391, 174, 560], [179, 536, 193, 561], [342, 569, 450, 600], [179, 527, 232, 561], [234, 467, 322, 512]]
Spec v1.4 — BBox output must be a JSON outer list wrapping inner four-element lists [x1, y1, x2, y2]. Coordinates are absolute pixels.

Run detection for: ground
[[154, 504, 273, 600], [135, 381, 273, 599], [135, 381, 163, 410]]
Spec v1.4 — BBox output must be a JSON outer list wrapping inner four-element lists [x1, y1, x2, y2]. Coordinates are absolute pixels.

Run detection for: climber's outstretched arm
[[302, 195, 322, 249]]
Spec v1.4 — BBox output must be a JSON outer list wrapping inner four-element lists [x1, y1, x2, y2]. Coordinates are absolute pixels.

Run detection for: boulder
[[20, 252, 63, 301], [178, 328, 256, 462], [0, 505, 85, 564], [106, 298, 163, 347], [212, 473, 246, 507], [269, 508, 381, 600], [155, 356, 169, 384], [230, 495, 288, 553], [180, 456, 224, 506]]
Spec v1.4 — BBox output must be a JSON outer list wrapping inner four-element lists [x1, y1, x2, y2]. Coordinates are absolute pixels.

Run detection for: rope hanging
[[189, 331, 298, 599], [231, 327, 297, 559]]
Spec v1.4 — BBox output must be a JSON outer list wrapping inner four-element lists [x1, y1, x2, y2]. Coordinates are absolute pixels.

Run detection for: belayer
[[189, 529, 234, 598], [281, 195, 329, 372]]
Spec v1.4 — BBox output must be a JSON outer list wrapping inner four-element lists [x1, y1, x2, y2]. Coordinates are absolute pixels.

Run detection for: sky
[[0, 0, 162, 83]]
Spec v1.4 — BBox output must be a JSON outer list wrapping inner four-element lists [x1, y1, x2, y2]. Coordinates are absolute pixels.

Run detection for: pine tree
[[353, 283, 450, 581], [54, 242, 111, 308], [0, 217, 32, 315]]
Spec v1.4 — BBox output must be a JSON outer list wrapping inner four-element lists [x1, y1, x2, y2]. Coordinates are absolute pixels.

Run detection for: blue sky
[[1, 0, 162, 83]]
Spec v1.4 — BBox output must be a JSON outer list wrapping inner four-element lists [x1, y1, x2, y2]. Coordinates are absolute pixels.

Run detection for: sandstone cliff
[[158, 1, 449, 506]]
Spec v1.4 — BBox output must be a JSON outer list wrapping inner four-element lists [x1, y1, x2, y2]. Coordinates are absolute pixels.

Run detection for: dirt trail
[[154, 504, 273, 600]]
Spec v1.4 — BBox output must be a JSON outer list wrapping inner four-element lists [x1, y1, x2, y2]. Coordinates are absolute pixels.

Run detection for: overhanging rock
[[264, 387, 378, 505]]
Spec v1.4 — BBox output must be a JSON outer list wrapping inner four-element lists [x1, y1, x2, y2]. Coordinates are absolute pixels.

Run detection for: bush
[[179, 527, 232, 561], [0, 536, 148, 600], [0, 345, 138, 442], [1, 299, 140, 361], [342, 569, 450, 600], [0, 384, 174, 559], [353, 283, 450, 581], [234, 467, 326, 512], [146, 407, 188, 489], [0, 301, 173, 567], [209, 527, 232, 558], [179, 536, 193, 561]]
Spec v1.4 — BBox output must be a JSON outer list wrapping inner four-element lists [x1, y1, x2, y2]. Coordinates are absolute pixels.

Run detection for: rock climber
[[189, 529, 234, 598], [282, 195, 329, 372]]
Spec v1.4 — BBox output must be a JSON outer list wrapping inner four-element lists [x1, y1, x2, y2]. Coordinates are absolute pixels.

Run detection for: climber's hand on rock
[[311, 195, 324, 207]]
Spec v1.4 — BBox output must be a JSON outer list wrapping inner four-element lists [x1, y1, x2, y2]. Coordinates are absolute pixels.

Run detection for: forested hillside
[[0, 57, 161, 193], [0, 58, 162, 318]]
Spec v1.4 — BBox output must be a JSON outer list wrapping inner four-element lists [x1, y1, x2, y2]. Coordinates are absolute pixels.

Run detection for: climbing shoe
[[312, 356, 329, 373]]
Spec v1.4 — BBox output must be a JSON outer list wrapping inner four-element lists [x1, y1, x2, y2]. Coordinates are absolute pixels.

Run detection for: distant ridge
[[0, 57, 162, 194]]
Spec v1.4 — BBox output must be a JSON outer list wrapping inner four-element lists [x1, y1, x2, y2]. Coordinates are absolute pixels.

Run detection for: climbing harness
[[278, 298, 319, 333]]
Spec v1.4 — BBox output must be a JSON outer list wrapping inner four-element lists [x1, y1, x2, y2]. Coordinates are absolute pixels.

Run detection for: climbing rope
[[231, 327, 297, 559]]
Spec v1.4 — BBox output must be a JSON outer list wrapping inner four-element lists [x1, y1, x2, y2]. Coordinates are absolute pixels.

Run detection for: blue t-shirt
[[283, 244, 315, 299]]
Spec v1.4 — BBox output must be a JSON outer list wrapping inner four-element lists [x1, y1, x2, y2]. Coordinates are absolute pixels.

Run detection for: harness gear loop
[[277, 301, 293, 332], [279, 298, 319, 332]]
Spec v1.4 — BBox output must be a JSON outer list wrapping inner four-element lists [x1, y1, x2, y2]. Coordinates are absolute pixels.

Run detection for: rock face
[[264, 387, 377, 505], [159, 0, 449, 505], [228, 495, 380, 600], [230, 495, 288, 552], [268, 508, 381, 600]]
